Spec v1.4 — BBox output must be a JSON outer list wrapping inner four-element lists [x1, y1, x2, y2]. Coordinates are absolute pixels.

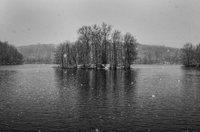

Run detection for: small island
[[54, 23, 138, 69]]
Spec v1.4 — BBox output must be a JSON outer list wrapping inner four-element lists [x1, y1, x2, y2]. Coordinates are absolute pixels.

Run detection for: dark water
[[0, 64, 200, 132]]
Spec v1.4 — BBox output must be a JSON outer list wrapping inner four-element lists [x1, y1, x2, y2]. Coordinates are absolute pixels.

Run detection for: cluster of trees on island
[[0, 41, 23, 65], [181, 43, 200, 67], [0, 23, 198, 68], [54, 23, 138, 69]]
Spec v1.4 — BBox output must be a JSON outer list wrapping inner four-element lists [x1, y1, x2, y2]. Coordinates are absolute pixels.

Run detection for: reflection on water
[[1, 65, 200, 131], [53, 69, 139, 131]]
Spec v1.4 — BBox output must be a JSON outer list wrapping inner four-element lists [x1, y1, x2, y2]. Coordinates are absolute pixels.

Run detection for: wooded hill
[[136, 44, 181, 64], [0, 41, 23, 65], [17, 44, 55, 64], [17, 43, 181, 65]]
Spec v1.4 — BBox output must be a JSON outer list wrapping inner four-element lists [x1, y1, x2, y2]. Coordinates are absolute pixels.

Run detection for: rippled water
[[0, 64, 200, 131]]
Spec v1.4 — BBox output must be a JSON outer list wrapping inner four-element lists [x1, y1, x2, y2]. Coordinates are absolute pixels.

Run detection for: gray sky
[[0, 0, 200, 48]]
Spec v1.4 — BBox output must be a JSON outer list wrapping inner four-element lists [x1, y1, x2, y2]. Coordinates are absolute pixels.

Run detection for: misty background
[[1, 0, 200, 48]]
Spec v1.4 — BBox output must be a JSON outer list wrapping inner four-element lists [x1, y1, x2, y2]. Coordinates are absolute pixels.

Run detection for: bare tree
[[181, 43, 194, 66], [111, 30, 122, 68], [101, 22, 112, 64], [78, 26, 92, 64], [123, 33, 138, 68]]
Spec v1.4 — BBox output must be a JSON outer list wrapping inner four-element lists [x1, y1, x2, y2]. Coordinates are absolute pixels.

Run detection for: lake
[[0, 64, 200, 131]]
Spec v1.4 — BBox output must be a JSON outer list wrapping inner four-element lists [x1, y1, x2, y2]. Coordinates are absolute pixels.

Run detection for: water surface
[[0, 64, 200, 131]]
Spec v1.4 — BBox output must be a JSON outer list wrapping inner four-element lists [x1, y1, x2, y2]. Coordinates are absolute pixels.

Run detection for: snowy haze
[[0, 0, 200, 48]]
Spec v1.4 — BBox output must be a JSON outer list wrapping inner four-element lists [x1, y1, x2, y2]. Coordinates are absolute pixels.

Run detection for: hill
[[136, 44, 181, 64], [17, 44, 56, 64]]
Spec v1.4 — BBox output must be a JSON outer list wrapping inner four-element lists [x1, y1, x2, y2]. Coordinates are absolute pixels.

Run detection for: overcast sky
[[0, 0, 200, 48]]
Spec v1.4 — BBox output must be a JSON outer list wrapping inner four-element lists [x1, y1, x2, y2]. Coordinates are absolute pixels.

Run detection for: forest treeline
[[136, 44, 181, 64], [54, 23, 138, 69], [181, 43, 200, 67], [17, 44, 55, 64], [0, 41, 23, 65], [16, 42, 181, 65], [14, 41, 200, 67]]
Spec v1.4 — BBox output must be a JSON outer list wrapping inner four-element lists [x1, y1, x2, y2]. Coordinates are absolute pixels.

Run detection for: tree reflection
[[61, 69, 137, 130], [180, 67, 200, 107], [54, 68, 139, 131]]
